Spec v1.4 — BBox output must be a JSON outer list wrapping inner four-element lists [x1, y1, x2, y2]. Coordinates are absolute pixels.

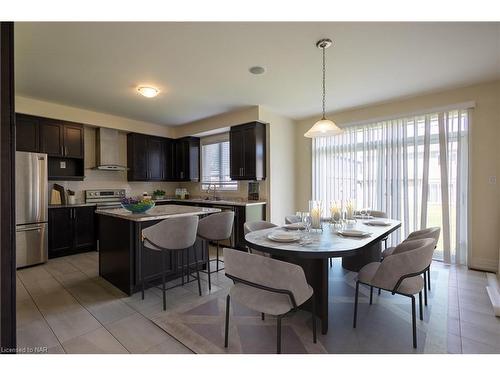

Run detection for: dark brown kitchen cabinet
[[147, 136, 166, 181], [174, 137, 200, 181], [63, 123, 84, 158], [127, 133, 174, 181], [16, 114, 85, 158], [39, 119, 84, 158], [127, 133, 199, 182], [127, 133, 148, 181], [16, 114, 40, 152], [48, 206, 96, 258], [39, 118, 63, 156], [16, 113, 85, 180], [230, 121, 266, 180]]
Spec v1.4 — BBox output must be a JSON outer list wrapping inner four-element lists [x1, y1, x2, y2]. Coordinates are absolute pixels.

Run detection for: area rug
[[151, 289, 327, 354], [151, 260, 449, 354]]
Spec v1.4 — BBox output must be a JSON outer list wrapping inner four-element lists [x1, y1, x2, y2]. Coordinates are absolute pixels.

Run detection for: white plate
[[283, 222, 306, 230], [267, 232, 302, 243], [353, 215, 374, 220], [336, 229, 371, 238], [365, 220, 391, 226]]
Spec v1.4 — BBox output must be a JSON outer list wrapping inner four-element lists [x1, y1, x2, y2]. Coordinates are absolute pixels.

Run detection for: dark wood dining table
[[244, 219, 401, 334]]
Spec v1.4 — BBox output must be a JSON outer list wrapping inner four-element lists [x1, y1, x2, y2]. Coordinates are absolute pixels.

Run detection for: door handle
[[60, 145, 64, 156], [16, 227, 42, 232], [65, 146, 68, 156]]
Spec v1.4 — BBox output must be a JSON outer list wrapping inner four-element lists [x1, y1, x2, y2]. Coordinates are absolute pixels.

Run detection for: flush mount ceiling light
[[137, 86, 160, 98], [249, 66, 266, 75], [304, 38, 343, 138]]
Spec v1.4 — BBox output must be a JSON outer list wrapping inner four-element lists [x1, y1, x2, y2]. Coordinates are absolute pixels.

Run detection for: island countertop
[[96, 204, 221, 222]]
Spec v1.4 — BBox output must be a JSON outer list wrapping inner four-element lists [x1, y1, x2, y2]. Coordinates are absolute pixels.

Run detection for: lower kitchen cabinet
[[48, 206, 96, 258]]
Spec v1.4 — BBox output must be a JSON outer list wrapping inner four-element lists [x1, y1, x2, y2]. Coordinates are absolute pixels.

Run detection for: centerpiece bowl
[[121, 197, 155, 214]]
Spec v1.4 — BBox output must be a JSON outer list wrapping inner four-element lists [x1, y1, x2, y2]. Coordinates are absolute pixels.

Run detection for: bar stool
[[141, 215, 200, 310], [197, 211, 235, 290]]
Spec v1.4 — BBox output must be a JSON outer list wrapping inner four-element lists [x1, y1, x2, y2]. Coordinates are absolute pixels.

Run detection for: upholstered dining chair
[[223, 248, 317, 354], [353, 238, 436, 348], [197, 211, 235, 290], [141, 216, 199, 310], [244, 220, 278, 256], [380, 227, 440, 303], [285, 215, 302, 224]]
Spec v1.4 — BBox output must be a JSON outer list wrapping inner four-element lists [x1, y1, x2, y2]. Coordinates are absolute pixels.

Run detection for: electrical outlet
[[60, 161, 66, 169], [489, 176, 496, 185]]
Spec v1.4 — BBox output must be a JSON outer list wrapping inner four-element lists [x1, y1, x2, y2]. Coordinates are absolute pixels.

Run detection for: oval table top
[[245, 219, 401, 259]]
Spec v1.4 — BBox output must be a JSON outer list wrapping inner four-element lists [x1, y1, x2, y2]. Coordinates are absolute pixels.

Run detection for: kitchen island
[[97, 204, 221, 295]]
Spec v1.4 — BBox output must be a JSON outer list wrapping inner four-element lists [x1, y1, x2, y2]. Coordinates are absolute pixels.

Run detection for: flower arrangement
[[121, 196, 155, 213]]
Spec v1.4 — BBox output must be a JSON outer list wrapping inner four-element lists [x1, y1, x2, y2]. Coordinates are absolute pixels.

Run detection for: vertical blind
[[201, 140, 237, 190], [312, 108, 470, 264]]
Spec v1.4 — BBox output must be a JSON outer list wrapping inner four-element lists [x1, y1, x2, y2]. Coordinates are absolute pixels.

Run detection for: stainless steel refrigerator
[[16, 151, 48, 268]]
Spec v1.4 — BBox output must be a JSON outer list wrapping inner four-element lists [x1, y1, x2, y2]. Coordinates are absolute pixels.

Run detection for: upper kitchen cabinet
[[146, 136, 167, 181], [15, 113, 85, 180], [174, 137, 200, 181], [39, 118, 84, 158], [39, 118, 63, 156], [230, 121, 266, 180], [16, 114, 40, 152], [127, 133, 149, 181], [63, 123, 84, 158], [127, 133, 174, 181]]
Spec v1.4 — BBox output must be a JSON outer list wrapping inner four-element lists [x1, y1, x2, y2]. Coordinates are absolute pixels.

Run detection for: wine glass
[[366, 208, 371, 218], [302, 212, 311, 233], [359, 208, 367, 219]]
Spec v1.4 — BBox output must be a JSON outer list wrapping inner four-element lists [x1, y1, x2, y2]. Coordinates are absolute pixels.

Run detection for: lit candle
[[330, 201, 340, 222], [311, 207, 321, 228], [346, 200, 354, 220]]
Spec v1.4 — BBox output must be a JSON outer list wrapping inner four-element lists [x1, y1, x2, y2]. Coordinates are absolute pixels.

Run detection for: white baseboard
[[486, 273, 500, 317], [469, 257, 498, 273]]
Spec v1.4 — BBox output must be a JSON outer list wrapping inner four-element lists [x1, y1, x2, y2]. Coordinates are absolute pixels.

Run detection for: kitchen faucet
[[206, 184, 218, 200]]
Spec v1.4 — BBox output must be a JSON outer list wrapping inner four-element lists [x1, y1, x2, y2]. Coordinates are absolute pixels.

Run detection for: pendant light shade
[[304, 118, 342, 138], [304, 38, 343, 138]]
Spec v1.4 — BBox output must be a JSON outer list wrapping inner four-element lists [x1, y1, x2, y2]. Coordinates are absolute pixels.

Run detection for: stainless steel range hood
[[93, 128, 128, 171]]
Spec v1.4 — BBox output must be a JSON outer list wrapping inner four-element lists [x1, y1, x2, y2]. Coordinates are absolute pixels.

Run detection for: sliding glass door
[[312, 108, 469, 264]]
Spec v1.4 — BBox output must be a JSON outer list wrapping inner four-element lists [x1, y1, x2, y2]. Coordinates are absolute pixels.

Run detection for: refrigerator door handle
[[16, 226, 43, 232]]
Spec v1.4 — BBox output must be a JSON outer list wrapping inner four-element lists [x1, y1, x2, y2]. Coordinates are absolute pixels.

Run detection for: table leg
[[341, 241, 382, 272]]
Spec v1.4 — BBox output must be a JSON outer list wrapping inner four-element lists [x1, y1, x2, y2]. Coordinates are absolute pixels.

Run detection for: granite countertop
[[49, 198, 267, 209], [153, 197, 267, 207], [49, 203, 97, 208], [96, 204, 221, 222]]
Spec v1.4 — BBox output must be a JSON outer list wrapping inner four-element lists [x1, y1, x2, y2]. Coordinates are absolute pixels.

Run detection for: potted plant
[[152, 189, 166, 200]]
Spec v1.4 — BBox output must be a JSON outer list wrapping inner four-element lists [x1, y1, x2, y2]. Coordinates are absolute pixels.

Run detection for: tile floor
[[16, 250, 500, 354]]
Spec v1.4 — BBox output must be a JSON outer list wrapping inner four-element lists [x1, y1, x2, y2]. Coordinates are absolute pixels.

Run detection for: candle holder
[[344, 199, 357, 225], [309, 200, 323, 231], [329, 200, 342, 228]]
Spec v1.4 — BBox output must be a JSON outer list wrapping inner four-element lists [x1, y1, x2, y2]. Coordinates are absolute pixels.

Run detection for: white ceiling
[[15, 22, 500, 126]]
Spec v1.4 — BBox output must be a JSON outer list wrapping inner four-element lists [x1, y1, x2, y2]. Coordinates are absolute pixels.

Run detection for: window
[[201, 135, 237, 191], [312, 108, 470, 265]]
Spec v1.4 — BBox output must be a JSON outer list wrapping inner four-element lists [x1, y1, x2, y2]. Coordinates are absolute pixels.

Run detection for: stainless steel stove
[[85, 189, 125, 210]]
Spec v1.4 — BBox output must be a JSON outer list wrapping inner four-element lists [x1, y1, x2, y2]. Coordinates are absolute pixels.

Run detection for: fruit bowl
[[121, 197, 155, 214]]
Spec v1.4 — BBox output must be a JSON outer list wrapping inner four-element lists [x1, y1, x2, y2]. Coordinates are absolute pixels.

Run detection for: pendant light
[[304, 38, 342, 138]]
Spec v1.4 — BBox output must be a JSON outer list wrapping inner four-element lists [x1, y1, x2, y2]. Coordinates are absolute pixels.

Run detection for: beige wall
[[259, 107, 296, 224], [295, 80, 500, 272], [16, 96, 174, 138], [172, 106, 260, 138]]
